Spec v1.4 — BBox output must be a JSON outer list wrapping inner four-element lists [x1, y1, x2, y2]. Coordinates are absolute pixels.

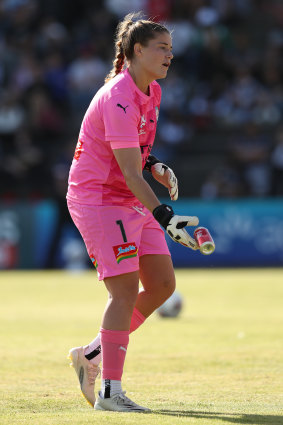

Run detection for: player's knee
[[116, 296, 138, 314], [160, 275, 176, 301], [110, 286, 139, 309]]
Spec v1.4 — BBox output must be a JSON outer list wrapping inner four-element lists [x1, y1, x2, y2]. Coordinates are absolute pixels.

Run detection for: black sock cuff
[[85, 345, 101, 360], [104, 379, 111, 398]]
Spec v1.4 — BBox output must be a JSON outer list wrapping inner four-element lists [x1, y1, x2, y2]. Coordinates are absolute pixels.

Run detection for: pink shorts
[[67, 201, 170, 280]]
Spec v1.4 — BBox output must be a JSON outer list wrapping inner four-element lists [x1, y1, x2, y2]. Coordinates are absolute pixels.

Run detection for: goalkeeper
[[66, 12, 199, 413]]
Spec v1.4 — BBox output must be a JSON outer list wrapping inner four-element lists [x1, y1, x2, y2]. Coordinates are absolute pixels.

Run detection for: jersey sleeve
[[103, 95, 140, 149]]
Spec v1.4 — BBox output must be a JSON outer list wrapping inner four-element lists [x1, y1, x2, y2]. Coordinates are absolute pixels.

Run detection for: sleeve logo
[[113, 242, 138, 264]]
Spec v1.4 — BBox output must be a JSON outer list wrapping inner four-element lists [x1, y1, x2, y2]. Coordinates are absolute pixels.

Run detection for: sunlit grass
[[0, 269, 282, 425]]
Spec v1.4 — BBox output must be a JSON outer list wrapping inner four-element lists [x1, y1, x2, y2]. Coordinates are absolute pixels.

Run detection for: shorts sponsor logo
[[90, 254, 97, 268], [113, 242, 138, 264], [74, 139, 84, 160]]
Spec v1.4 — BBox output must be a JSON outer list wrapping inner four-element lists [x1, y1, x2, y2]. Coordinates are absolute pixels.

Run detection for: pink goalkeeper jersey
[[67, 68, 161, 206]]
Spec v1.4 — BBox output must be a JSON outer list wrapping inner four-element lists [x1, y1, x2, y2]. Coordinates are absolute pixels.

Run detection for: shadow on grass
[[154, 410, 283, 425]]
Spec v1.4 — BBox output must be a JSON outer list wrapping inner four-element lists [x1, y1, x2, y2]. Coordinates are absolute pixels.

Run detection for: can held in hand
[[194, 227, 215, 255]]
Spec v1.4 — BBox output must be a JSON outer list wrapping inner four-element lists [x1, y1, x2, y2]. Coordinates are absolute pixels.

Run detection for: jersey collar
[[124, 68, 153, 104]]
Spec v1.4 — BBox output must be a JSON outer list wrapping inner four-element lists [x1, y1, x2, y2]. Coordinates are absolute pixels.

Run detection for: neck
[[128, 65, 152, 95]]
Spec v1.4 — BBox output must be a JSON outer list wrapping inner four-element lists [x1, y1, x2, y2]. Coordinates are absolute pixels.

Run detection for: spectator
[[228, 122, 272, 197], [0, 0, 282, 200], [67, 46, 108, 111]]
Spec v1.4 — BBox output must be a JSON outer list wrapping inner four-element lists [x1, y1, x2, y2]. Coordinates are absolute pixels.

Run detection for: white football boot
[[94, 391, 151, 412], [68, 346, 100, 407]]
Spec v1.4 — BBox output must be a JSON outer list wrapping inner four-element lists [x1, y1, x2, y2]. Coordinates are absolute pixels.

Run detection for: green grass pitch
[[0, 269, 283, 425]]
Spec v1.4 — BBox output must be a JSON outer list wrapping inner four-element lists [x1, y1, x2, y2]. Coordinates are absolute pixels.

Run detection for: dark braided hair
[[105, 12, 169, 83]]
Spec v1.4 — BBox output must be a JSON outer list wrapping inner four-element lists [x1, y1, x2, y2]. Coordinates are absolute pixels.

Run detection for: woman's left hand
[[151, 163, 178, 201]]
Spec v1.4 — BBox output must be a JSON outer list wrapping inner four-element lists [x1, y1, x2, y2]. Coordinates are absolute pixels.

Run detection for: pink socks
[[96, 309, 146, 398], [130, 307, 146, 333], [100, 328, 129, 380], [84, 308, 146, 365]]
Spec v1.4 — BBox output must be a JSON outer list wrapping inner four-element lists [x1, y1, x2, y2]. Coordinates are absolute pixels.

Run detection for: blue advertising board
[[165, 199, 283, 267], [0, 199, 283, 269], [0, 201, 58, 269]]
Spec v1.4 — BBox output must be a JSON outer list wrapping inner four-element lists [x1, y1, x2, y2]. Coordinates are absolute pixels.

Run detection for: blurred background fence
[[0, 0, 283, 269]]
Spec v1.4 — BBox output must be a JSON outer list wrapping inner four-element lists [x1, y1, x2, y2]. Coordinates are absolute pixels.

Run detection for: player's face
[[137, 32, 173, 80]]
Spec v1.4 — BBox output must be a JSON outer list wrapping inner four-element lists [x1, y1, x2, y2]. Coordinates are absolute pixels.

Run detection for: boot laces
[[87, 364, 100, 385], [114, 391, 138, 406]]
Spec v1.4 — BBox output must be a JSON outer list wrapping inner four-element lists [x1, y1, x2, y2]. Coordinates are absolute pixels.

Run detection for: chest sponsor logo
[[138, 115, 146, 135], [113, 242, 138, 264], [74, 139, 83, 160]]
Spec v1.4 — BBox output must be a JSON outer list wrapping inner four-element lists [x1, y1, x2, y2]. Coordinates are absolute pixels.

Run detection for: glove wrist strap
[[144, 154, 161, 172], [152, 204, 174, 229]]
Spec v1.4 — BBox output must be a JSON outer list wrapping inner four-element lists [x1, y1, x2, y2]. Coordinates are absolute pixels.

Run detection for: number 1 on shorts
[[116, 220, 127, 243]]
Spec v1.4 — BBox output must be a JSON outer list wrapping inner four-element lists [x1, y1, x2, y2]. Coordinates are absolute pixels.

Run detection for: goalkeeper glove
[[144, 155, 178, 201], [153, 204, 199, 250]]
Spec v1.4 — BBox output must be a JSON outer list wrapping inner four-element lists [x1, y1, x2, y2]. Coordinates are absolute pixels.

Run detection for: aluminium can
[[194, 227, 215, 255]]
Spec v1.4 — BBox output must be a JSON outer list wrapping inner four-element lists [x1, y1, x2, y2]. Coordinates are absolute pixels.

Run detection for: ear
[[133, 42, 143, 57]]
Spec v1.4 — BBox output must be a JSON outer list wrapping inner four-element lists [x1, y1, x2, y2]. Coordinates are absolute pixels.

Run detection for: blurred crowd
[[0, 0, 283, 201]]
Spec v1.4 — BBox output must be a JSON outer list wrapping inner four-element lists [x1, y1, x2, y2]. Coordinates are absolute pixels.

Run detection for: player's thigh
[[67, 201, 142, 281], [139, 254, 176, 294]]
